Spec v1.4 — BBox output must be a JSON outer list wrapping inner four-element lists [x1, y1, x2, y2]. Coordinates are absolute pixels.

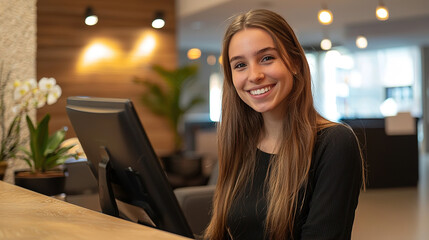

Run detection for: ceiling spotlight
[[356, 35, 368, 49], [320, 38, 332, 50], [84, 6, 98, 26], [152, 11, 165, 29], [318, 7, 333, 25], [376, 1, 389, 21]]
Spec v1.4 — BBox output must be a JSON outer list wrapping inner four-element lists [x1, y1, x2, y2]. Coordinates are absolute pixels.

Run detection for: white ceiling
[[177, 0, 429, 52]]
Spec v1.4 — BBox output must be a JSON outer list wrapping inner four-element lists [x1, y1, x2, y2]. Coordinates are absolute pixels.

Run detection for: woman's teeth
[[250, 86, 271, 96]]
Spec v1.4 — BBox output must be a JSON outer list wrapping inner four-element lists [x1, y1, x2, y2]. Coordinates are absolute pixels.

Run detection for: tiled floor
[[351, 153, 429, 240]]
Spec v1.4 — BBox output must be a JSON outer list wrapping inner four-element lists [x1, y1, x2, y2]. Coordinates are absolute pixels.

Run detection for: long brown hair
[[205, 9, 336, 240]]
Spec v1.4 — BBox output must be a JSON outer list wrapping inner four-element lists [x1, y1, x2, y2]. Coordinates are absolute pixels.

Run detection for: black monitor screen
[[66, 96, 194, 238]]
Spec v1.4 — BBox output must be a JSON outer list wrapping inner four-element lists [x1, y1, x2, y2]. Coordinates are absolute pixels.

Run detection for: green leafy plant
[[19, 114, 77, 173], [0, 63, 22, 163], [9, 76, 75, 173], [0, 115, 21, 162], [134, 64, 204, 152]]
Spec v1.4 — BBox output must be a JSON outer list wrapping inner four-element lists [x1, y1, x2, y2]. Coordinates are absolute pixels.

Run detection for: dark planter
[[163, 152, 203, 178], [161, 151, 208, 188], [0, 161, 7, 180], [14, 170, 66, 196]]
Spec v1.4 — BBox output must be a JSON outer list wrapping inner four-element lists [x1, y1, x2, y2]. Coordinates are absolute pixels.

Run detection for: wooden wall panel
[[37, 0, 177, 154]]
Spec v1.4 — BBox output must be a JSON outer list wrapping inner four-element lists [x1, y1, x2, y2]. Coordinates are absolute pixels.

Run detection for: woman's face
[[228, 28, 294, 117]]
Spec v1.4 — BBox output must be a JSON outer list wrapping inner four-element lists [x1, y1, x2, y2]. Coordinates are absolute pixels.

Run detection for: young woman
[[205, 9, 365, 240]]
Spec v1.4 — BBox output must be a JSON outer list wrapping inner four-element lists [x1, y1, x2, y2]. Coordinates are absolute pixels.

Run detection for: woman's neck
[[259, 111, 284, 154]]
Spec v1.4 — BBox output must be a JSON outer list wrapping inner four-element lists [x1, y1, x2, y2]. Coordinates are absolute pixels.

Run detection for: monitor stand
[[97, 146, 159, 227]]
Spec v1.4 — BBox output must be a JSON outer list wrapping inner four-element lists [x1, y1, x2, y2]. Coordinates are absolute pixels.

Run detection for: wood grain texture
[[0, 181, 191, 240], [37, 0, 177, 153]]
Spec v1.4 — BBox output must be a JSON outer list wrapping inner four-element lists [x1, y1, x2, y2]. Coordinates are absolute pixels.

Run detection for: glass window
[[316, 46, 421, 121]]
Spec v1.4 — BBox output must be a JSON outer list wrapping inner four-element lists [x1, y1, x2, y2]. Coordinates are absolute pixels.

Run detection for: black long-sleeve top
[[226, 125, 362, 240]]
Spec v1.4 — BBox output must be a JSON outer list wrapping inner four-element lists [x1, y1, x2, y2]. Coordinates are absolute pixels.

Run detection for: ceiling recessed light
[[356, 35, 368, 49], [318, 8, 333, 25]]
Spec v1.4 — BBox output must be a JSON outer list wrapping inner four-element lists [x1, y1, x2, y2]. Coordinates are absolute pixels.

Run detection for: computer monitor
[[66, 96, 194, 238]]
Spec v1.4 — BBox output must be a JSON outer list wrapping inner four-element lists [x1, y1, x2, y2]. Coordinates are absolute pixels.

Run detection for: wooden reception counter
[[0, 181, 191, 240]]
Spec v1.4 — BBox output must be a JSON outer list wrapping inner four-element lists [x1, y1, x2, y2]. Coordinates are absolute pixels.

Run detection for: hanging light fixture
[[84, 6, 98, 26], [320, 38, 332, 50], [356, 35, 368, 49], [152, 11, 165, 29], [376, 1, 389, 21], [318, 5, 333, 25]]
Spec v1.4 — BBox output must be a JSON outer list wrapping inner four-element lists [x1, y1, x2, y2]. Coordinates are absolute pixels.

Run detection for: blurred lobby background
[[2, 0, 429, 239]]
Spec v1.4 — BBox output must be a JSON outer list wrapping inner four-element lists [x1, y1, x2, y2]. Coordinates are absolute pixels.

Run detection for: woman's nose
[[248, 65, 264, 83]]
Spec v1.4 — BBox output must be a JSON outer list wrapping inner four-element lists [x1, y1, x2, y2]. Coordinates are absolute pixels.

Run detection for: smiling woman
[[205, 9, 365, 240], [228, 28, 294, 116]]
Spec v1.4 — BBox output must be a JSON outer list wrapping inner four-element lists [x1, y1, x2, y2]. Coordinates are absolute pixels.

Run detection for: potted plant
[[0, 115, 20, 180], [11, 77, 77, 195], [134, 64, 204, 152], [134, 64, 206, 187], [14, 114, 77, 196], [0, 63, 22, 180]]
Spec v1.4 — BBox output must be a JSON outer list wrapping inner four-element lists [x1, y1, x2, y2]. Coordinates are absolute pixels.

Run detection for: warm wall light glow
[[320, 38, 332, 50], [318, 9, 333, 25], [219, 55, 223, 65], [135, 34, 156, 57], [356, 35, 368, 49], [210, 73, 222, 122], [77, 39, 122, 73], [376, 5, 389, 21], [207, 55, 216, 65], [129, 32, 158, 65], [82, 43, 115, 65], [187, 48, 201, 60]]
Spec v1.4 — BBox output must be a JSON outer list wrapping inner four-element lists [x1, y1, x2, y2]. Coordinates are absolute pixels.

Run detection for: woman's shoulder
[[314, 123, 360, 160], [311, 123, 361, 181], [317, 123, 356, 143]]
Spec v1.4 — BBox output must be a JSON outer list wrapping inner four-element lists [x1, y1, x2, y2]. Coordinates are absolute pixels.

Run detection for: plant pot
[[14, 170, 66, 196], [163, 152, 203, 178], [0, 161, 8, 180]]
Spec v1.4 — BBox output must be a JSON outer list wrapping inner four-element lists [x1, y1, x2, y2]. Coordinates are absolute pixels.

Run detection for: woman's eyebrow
[[229, 55, 243, 63], [256, 47, 277, 55], [229, 47, 278, 63]]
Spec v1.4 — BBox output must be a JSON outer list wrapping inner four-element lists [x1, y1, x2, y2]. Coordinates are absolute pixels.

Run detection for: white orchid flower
[[13, 84, 30, 101], [36, 96, 47, 108], [13, 80, 21, 88], [46, 85, 62, 105], [24, 78, 37, 90], [38, 77, 57, 93], [10, 76, 62, 115], [29, 90, 47, 108]]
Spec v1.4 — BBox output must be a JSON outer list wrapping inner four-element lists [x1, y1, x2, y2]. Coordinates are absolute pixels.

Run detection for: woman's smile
[[248, 84, 275, 97]]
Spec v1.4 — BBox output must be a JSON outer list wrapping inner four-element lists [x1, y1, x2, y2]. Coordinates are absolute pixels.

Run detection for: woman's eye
[[261, 56, 274, 62], [234, 63, 246, 69]]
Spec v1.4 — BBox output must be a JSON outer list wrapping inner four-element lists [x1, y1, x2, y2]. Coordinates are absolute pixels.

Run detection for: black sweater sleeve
[[301, 125, 362, 240]]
